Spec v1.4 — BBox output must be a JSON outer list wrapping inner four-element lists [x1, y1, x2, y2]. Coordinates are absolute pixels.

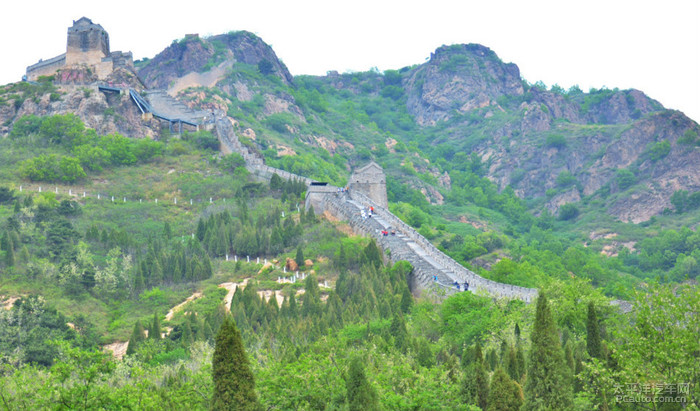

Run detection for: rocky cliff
[[137, 31, 293, 91], [0, 68, 159, 139]]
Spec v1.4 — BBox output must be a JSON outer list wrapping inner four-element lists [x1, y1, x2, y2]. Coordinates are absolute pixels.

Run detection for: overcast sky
[[2, 0, 698, 122]]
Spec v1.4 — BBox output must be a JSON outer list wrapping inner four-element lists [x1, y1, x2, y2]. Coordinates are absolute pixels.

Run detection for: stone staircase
[[144, 89, 209, 124], [214, 117, 538, 302]]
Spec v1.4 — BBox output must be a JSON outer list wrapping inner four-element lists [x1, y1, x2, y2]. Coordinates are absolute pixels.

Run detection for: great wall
[[215, 115, 539, 303], [22, 16, 537, 303]]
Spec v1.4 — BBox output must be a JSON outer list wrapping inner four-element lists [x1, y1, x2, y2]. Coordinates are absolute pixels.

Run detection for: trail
[[166, 291, 203, 321]]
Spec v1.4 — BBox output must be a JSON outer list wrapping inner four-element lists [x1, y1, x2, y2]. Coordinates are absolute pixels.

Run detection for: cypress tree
[[506, 345, 519, 381], [126, 320, 146, 355], [4, 246, 15, 267], [586, 302, 602, 359], [462, 343, 489, 409], [149, 313, 162, 340], [182, 322, 194, 347], [400, 286, 412, 313], [196, 218, 206, 241], [295, 246, 304, 268], [390, 312, 408, 351], [336, 243, 348, 271], [346, 356, 379, 411], [515, 343, 525, 382], [514, 323, 521, 343], [0, 231, 10, 252], [564, 340, 575, 371], [522, 293, 573, 410], [212, 316, 260, 410], [306, 205, 316, 223], [487, 367, 524, 411]]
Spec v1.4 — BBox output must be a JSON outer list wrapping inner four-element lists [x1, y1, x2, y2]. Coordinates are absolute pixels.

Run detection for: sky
[[2, 0, 698, 122]]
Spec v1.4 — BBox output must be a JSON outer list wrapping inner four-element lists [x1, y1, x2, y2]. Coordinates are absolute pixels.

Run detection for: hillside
[[0, 27, 699, 409]]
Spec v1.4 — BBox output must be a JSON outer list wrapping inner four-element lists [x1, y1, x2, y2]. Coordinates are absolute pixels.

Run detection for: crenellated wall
[[215, 116, 538, 302]]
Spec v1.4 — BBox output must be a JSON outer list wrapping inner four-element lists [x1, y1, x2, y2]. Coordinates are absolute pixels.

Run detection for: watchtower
[[65, 17, 110, 66], [349, 161, 388, 208]]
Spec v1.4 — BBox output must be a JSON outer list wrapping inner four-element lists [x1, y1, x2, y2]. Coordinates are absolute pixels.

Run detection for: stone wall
[[215, 116, 538, 302], [26, 54, 66, 81]]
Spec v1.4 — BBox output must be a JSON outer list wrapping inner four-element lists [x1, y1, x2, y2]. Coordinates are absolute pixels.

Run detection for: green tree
[[295, 245, 304, 268], [586, 302, 602, 359], [558, 203, 579, 221], [400, 286, 413, 313], [522, 293, 573, 410], [487, 367, 523, 411], [462, 343, 489, 409], [149, 313, 161, 340], [5, 246, 15, 267], [212, 316, 260, 410], [346, 356, 379, 411], [126, 320, 146, 355]]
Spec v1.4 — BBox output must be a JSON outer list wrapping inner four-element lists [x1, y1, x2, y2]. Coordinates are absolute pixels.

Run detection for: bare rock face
[[138, 31, 293, 90], [285, 258, 298, 272], [404, 44, 524, 125], [545, 188, 582, 215], [2, 70, 158, 139]]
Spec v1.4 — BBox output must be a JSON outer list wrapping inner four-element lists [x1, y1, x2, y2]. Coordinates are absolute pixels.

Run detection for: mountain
[[1, 25, 699, 410], [131, 36, 700, 225]]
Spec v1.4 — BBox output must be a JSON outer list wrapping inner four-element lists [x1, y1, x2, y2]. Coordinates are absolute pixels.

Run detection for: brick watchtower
[[65, 17, 110, 66]]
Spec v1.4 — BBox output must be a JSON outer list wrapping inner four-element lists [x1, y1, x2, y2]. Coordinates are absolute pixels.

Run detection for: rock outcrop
[[138, 32, 293, 91], [404, 44, 524, 125]]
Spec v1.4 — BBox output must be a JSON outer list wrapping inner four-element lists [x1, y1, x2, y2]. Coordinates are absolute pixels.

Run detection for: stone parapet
[[214, 116, 537, 302]]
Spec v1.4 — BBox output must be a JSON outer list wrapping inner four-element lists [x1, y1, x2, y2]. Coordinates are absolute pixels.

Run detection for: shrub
[[558, 203, 579, 220], [545, 134, 567, 149], [644, 140, 671, 162], [555, 171, 577, 188], [615, 168, 636, 190]]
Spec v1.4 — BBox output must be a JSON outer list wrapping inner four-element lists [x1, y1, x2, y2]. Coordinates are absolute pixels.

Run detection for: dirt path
[[219, 279, 249, 311], [103, 341, 129, 360], [1, 296, 20, 310], [165, 291, 203, 321]]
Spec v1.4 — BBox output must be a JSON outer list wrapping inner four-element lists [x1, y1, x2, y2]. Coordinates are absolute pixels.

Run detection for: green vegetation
[[1, 48, 699, 409]]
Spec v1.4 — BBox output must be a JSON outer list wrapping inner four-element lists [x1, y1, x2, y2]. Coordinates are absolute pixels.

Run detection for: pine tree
[[514, 322, 521, 343], [522, 293, 573, 410], [390, 312, 408, 351], [487, 367, 524, 411], [346, 356, 379, 411], [336, 243, 348, 271], [0, 231, 10, 252], [564, 340, 575, 371], [295, 246, 304, 268], [182, 322, 194, 347], [462, 343, 489, 409], [211, 316, 260, 410], [126, 320, 146, 355], [306, 205, 316, 223], [196, 218, 206, 241], [149, 313, 162, 340], [4, 246, 15, 267], [506, 345, 519, 381], [586, 302, 602, 359], [400, 286, 413, 313]]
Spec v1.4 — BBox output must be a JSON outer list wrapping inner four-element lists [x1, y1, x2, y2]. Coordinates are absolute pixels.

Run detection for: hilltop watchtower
[[65, 17, 110, 66], [350, 161, 388, 208], [25, 17, 133, 81]]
